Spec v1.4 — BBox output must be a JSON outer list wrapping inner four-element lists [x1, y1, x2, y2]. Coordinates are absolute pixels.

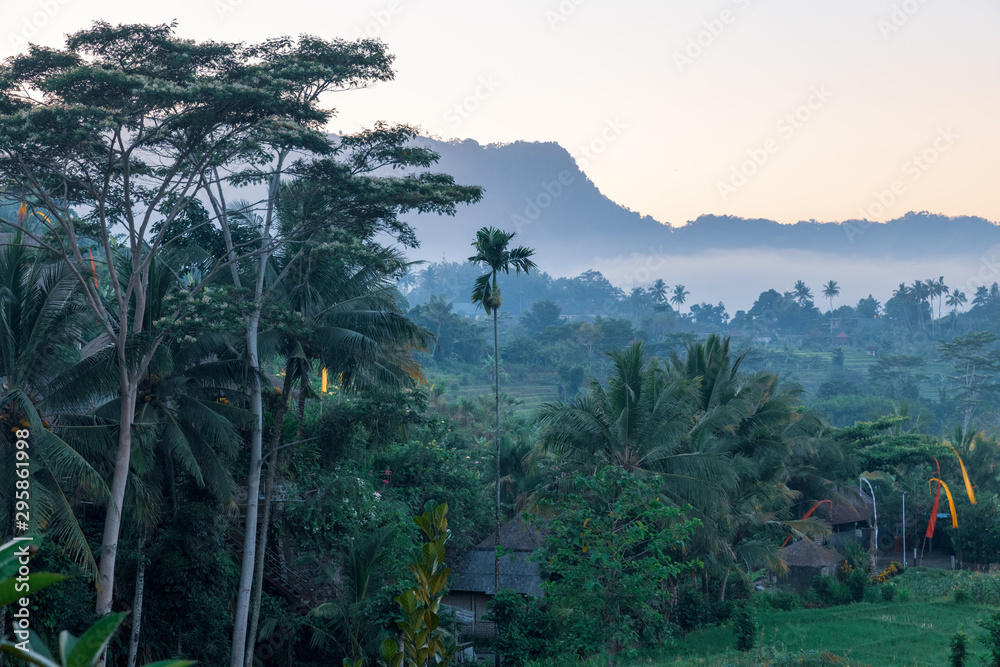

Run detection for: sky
[[3, 0, 998, 228]]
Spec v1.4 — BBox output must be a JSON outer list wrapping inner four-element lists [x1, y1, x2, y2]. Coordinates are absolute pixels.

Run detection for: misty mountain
[[402, 137, 1000, 275]]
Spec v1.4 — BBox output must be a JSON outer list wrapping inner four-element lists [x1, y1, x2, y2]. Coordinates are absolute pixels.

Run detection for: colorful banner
[[926, 457, 942, 538], [948, 444, 977, 505], [928, 478, 958, 529]]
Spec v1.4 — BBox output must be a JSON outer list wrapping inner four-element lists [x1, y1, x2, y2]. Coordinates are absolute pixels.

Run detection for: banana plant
[[379, 502, 456, 667], [0, 537, 193, 667]]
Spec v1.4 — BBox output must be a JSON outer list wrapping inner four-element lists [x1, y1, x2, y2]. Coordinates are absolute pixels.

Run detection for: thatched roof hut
[[780, 538, 845, 592], [443, 518, 546, 637], [449, 517, 545, 596]]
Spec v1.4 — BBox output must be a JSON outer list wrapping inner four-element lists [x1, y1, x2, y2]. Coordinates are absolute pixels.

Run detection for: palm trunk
[[245, 372, 291, 667], [126, 535, 147, 667], [493, 308, 500, 589], [493, 307, 500, 667]]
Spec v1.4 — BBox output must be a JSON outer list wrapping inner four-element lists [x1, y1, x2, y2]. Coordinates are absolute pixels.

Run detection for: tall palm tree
[[911, 280, 930, 328], [671, 284, 689, 313], [947, 288, 967, 317], [468, 226, 535, 593], [930, 276, 948, 323], [666, 335, 831, 600], [822, 280, 840, 313]]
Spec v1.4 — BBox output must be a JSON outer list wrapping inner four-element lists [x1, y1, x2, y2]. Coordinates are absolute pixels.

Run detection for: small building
[[780, 539, 845, 592], [832, 331, 851, 346], [827, 488, 874, 550], [443, 518, 545, 638]]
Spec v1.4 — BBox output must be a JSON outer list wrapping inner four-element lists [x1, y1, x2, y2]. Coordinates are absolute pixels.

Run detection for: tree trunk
[[231, 312, 264, 667], [126, 535, 146, 667], [231, 150, 284, 667], [96, 379, 138, 617], [493, 307, 500, 667], [493, 308, 500, 591], [246, 372, 291, 667], [719, 566, 731, 603]]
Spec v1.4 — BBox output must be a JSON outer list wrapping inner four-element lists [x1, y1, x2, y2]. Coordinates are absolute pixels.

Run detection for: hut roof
[[781, 539, 844, 568], [830, 487, 873, 525], [474, 517, 545, 551], [450, 518, 546, 596], [449, 550, 544, 596]]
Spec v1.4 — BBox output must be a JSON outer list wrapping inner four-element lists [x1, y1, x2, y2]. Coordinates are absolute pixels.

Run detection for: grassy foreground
[[668, 600, 992, 666]]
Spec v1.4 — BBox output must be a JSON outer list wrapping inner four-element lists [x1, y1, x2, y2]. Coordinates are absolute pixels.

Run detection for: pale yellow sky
[[4, 0, 997, 226]]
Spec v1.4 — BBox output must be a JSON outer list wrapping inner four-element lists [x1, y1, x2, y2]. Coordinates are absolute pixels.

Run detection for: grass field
[[668, 600, 993, 666]]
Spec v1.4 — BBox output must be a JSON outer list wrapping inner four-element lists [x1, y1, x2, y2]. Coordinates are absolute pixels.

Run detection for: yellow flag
[[948, 444, 977, 505], [321, 367, 328, 393], [928, 478, 958, 528]]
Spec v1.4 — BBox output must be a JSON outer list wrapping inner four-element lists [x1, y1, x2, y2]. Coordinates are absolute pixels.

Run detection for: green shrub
[[846, 566, 869, 603], [979, 610, 1000, 667], [485, 590, 554, 667], [945, 492, 1000, 565], [711, 598, 735, 624], [838, 540, 870, 571], [898, 588, 911, 602], [759, 589, 802, 612], [862, 584, 882, 603], [880, 583, 897, 602], [950, 630, 969, 667], [674, 588, 705, 632], [812, 575, 848, 606], [731, 602, 758, 652], [954, 588, 970, 603]]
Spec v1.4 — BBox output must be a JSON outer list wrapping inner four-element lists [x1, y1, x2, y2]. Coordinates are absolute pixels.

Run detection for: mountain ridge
[[403, 136, 998, 275]]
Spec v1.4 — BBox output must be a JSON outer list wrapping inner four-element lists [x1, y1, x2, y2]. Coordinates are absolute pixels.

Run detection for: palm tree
[[671, 284, 689, 313], [822, 280, 840, 313], [468, 226, 535, 593], [666, 335, 831, 600], [793, 280, 813, 306], [911, 280, 930, 328], [43, 253, 253, 665], [947, 288, 967, 317], [535, 342, 702, 475], [650, 279, 668, 305], [628, 286, 646, 323], [0, 234, 110, 570], [245, 238, 429, 661], [892, 283, 912, 327], [536, 336, 831, 601]]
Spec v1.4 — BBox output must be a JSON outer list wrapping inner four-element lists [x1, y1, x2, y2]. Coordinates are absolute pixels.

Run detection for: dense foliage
[[0, 18, 997, 667]]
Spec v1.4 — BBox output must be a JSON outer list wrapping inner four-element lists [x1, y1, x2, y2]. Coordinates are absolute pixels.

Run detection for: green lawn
[[668, 601, 994, 666]]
